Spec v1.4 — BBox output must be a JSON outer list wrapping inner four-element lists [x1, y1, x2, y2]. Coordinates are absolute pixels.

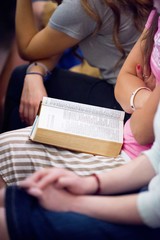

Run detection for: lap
[[6, 186, 160, 240], [2, 65, 128, 132], [0, 127, 128, 185]]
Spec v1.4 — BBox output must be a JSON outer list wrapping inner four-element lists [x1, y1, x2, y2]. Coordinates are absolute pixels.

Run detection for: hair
[[80, 0, 153, 61], [54, 0, 62, 5], [143, 9, 159, 70]]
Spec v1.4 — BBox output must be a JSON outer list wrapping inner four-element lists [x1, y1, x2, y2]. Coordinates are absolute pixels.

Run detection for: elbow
[[18, 48, 38, 61], [131, 126, 154, 146], [19, 51, 30, 61], [114, 79, 132, 114], [132, 132, 148, 146]]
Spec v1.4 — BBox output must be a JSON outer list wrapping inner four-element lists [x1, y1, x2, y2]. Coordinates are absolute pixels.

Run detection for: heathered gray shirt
[[48, 0, 141, 84], [138, 103, 160, 228]]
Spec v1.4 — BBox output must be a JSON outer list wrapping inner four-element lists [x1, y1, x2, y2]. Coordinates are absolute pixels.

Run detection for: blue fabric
[[5, 186, 160, 240], [56, 48, 82, 69]]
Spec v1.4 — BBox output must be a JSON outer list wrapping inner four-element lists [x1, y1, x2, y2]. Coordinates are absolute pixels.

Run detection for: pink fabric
[[145, 9, 156, 29], [145, 10, 160, 84], [150, 14, 160, 84], [154, 0, 160, 13], [122, 120, 152, 159]]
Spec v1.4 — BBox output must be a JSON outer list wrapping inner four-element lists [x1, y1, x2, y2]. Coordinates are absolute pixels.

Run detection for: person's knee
[[0, 177, 6, 189], [0, 208, 9, 240]]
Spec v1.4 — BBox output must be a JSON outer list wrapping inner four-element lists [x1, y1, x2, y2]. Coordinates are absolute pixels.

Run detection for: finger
[[26, 168, 50, 183], [19, 102, 25, 122], [27, 187, 43, 197], [28, 105, 36, 125], [55, 176, 74, 189], [136, 64, 143, 79], [37, 169, 67, 189], [22, 104, 29, 124], [143, 65, 151, 78], [20, 169, 49, 189], [37, 173, 59, 189]]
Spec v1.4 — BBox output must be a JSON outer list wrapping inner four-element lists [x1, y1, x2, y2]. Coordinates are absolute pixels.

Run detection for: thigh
[[0, 208, 9, 240], [45, 68, 121, 109], [6, 186, 160, 240], [2, 65, 28, 132], [45, 68, 131, 122], [0, 126, 128, 185]]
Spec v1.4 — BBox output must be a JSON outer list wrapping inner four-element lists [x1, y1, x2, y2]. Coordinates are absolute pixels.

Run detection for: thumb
[[56, 177, 75, 190], [56, 177, 84, 195]]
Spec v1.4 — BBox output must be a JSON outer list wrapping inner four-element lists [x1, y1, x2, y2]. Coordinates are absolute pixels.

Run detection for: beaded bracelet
[[27, 62, 49, 73], [26, 72, 44, 78], [130, 87, 151, 111], [92, 173, 101, 194], [26, 62, 52, 82]]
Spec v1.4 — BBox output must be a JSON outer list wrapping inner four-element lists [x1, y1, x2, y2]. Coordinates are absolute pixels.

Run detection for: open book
[[30, 97, 125, 157]]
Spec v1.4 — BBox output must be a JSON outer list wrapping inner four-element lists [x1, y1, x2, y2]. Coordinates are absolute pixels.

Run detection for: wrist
[[91, 174, 101, 195], [26, 62, 52, 81], [130, 87, 151, 110]]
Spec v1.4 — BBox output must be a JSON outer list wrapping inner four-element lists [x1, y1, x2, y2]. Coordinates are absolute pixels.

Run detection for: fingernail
[[136, 64, 141, 70]]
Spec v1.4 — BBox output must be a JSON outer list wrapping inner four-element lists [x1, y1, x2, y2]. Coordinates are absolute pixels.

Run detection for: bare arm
[[115, 30, 152, 113], [16, 0, 79, 61], [21, 153, 155, 196], [71, 193, 142, 224], [23, 157, 155, 225], [130, 85, 160, 145]]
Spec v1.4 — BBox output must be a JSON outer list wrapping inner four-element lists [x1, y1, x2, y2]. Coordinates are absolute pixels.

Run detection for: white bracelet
[[27, 62, 49, 74], [26, 62, 51, 81], [130, 87, 151, 111]]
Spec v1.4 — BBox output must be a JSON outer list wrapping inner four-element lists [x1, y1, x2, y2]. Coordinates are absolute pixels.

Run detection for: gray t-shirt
[[138, 103, 160, 228], [48, 0, 141, 84]]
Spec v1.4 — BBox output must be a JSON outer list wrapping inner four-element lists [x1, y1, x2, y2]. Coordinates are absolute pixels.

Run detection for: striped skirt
[[0, 127, 129, 185]]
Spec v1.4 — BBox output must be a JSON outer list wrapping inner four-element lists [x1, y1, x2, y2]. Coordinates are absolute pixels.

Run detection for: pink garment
[[150, 12, 160, 84], [154, 0, 160, 13], [145, 9, 160, 84], [122, 10, 160, 159], [122, 119, 152, 159]]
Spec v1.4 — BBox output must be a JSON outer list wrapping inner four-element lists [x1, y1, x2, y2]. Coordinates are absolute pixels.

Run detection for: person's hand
[[143, 73, 156, 90], [34, 184, 76, 212], [19, 74, 47, 125], [136, 64, 156, 90], [20, 168, 97, 195]]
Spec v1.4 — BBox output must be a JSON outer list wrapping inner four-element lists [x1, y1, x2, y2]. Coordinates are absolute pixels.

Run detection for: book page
[[38, 98, 124, 143], [43, 97, 124, 121]]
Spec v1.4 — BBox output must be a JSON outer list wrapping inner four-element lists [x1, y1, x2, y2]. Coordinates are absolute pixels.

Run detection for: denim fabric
[[5, 186, 160, 240]]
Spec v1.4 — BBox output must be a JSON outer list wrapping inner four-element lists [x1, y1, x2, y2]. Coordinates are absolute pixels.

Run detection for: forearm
[[26, 54, 62, 74], [115, 31, 151, 113], [97, 154, 155, 195], [115, 73, 151, 113], [16, 0, 38, 55], [130, 85, 160, 145], [72, 194, 143, 225]]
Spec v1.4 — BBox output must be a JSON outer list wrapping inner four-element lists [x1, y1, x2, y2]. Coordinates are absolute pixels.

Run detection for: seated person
[[0, 5, 159, 189], [1, 0, 152, 131], [0, 87, 160, 239]]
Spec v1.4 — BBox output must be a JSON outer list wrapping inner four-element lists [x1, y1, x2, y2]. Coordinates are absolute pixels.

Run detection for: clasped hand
[[20, 168, 94, 212]]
